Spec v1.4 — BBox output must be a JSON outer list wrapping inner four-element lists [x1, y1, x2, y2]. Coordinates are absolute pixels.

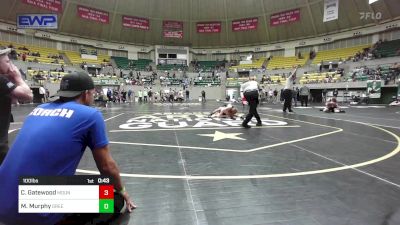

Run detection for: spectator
[[292, 87, 298, 107], [322, 89, 327, 102], [128, 89, 132, 102], [148, 88, 153, 103], [39, 85, 46, 103], [333, 89, 339, 97], [261, 75, 267, 84], [319, 61, 323, 72], [9, 49, 18, 60], [21, 52, 26, 62], [299, 84, 310, 107], [138, 89, 143, 103], [143, 88, 148, 103], [311, 50, 315, 58]]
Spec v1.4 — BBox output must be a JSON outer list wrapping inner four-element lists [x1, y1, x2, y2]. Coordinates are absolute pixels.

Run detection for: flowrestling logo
[[17, 14, 58, 29]]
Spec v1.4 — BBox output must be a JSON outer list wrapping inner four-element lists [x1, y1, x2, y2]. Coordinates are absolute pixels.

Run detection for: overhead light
[[369, 0, 379, 4]]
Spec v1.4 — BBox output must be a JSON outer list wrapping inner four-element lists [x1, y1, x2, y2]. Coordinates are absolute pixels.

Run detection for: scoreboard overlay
[[18, 176, 114, 213]]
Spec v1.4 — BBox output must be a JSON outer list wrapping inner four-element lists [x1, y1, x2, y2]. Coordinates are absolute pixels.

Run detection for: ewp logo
[[17, 14, 58, 29]]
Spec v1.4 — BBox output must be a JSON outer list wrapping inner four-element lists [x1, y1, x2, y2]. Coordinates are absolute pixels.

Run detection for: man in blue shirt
[[0, 72, 136, 225]]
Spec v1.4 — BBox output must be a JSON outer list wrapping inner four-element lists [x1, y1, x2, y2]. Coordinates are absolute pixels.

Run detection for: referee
[[240, 76, 262, 128], [282, 67, 298, 113]]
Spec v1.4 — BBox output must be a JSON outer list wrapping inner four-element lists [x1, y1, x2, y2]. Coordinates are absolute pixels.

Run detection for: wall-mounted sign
[[197, 22, 221, 33], [232, 18, 258, 31], [22, 0, 62, 13], [270, 8, 300, 26], [163, 20, 183, 39], [122, 16, 150, 30], [77, 5, 109, 24], [17, 14, 58, 29]]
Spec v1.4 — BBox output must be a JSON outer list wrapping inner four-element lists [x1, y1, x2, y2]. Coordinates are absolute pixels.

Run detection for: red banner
[[196, 22, 221, 33], [77, 5, 109, 24], [270, 8, 300, 26], [122, 16, 149, 30], [163, 20, 183, 39], [22, 0, 62, 13], [232, 18, 258, 31]]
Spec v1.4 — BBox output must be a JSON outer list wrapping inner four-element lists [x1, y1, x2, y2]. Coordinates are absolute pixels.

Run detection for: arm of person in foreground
[[8, 64, 33, 101], [92, 145, 137, 212]]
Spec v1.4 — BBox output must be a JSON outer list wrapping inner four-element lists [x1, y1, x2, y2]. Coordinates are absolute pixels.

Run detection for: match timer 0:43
[[19, 176, 115, 213]]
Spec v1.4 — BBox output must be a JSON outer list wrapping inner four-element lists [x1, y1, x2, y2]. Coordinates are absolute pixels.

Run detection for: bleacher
[[267, 56, 308, 70], [157, 64, 187, 71], [112, 57, 152, 70], [27, 69, 69, 83], [160, 77, 182, 86], [377, 64, 393, 78], [269, 75, 287, 84], [196, 61, 223, 72], [0, 41, 65, 65], [299, 72, 339, 84], [0, 41, 114, 66], [230, 57, 266, 70], [312, 45, 370, 64], [349, 73, 368, 81], [27, 68, 125, 86], [226, 77, 248, 87], [345, 64, 397, 82], [64, 50, 110, 66], [112, 56, 129, 69], [376, 39, 400, 58], [194, 78, 221, 86], [112, 56, 129, 68], [134, 59, 152, 71]]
